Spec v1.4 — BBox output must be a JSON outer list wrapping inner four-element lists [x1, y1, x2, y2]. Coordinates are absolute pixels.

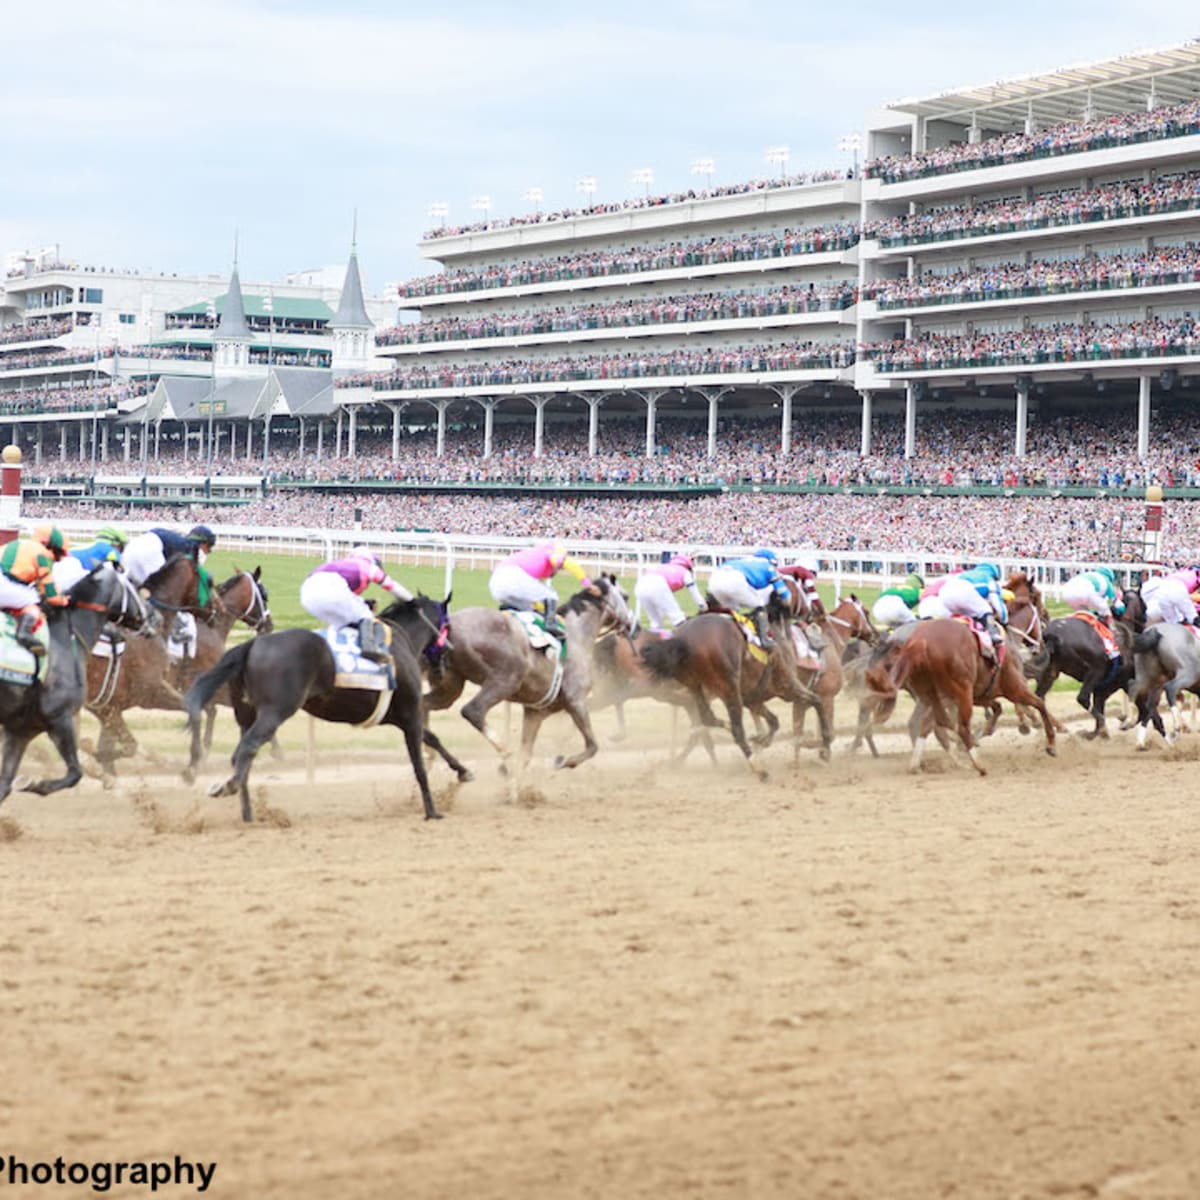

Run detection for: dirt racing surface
[[2, 697, 1199, 1199]]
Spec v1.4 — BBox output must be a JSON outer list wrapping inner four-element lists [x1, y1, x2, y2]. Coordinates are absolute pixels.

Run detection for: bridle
[[222, 571, 272, 633]]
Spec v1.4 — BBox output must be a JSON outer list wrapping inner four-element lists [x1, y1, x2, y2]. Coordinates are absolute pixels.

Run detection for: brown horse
[[865, 617, 1058, 775]]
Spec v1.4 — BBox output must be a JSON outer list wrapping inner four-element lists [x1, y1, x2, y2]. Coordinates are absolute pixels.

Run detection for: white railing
[[47, 518, 1161, 599]]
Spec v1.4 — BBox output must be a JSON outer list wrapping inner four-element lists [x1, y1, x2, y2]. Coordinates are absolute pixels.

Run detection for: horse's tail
[[1028, 627, 1057, 677], [639, 636, 690, 684], [1132, 627, 1162, 655], [184, 640, 252, 732]]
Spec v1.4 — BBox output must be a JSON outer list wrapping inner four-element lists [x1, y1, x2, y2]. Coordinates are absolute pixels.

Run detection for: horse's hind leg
[[750, 703, 779, 748], [0, 729, 32, 807], [21, 715, 84, 796], [210, 711, 284, 823], [461, 681, 518, 766], [555, 700, 599, 770], [422, 728, 473, 782]]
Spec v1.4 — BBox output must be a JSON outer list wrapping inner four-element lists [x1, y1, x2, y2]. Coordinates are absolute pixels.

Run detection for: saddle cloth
[[510, 610, 565, 659], [1067, 611, 1120, 659], [166, 612, 198, 665], [950, 615, 1004, 666], [789, 625, 823, 673], [0, 612, 46, 686], [321, 626, 396, 692], [730, 611, 769, 665]]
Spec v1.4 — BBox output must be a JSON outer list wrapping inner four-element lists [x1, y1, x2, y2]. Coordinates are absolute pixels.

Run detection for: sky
[[2, 1, 1198, 296]]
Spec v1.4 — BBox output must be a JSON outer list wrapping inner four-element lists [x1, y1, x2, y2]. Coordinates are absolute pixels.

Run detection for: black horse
[[0, 563, 150, 806], [1028, 586, 1147, 738], [183, 595, 470, 822]]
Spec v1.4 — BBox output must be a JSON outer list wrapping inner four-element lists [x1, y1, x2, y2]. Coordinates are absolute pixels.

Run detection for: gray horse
[[425, 576, 633, 782], [1130, 624, 1200, 748]]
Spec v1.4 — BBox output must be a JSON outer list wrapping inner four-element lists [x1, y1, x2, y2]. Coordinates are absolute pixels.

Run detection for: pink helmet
[[670, 553, 694, 571]]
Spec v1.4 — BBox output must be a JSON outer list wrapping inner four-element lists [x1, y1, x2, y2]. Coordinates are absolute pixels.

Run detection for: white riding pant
[[1062, 576, 1111, 618], [0, 575, 40, 610], [871, 594, 917, 629], [1146, 577, 1194, 625], [488, 562, 556, 610], [123, 533, 166, 587], [634, 573, 687, 632], [52, 557, 89, 593], [940, 576, 993, 622], [917, 594, 950, 620], [708, 567, 771, 611], [300, 571, 371, 630]]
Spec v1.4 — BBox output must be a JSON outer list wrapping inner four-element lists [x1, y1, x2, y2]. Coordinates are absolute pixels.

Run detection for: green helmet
[[905, 572, 925, 591], [98, 525, 128, 549]]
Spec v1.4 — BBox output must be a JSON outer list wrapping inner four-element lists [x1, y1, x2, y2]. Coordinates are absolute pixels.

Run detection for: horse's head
[[218, 566, 274, 634], [380, 591, 451, 665], [830, 595, 878, 645], [564, 574, 634, 635], [69, 562, 151, 632], [144, 552, 200, 609]]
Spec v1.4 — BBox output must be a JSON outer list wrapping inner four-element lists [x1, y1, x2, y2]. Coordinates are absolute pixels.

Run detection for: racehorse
[[184, 595, 465, 822], [0, 564, 149, 807], [1128, 622, 1200, 748], [865, 617, 1058, 774], [1004, 572, 1048, 664], [424, 576, 632, 781], [1028, 586, 1145, 739]]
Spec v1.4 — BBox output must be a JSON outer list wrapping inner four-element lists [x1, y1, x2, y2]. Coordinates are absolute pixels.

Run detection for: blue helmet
[[752, 548, 778, 565], [977, 561, 1001, 581], [1096, 566, 1116, 583]]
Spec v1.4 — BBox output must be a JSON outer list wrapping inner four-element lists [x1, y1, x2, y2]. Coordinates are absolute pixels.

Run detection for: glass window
[[83, 288, 103, 304]]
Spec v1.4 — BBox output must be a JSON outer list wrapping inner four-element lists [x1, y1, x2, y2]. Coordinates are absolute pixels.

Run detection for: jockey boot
[[540, 597, 566, 640], [357, 618, 390, 664], [751, 607, 776, 651], [985, 615, 1005, 657], [15, 611, 44, 656], [804, 622, 825, 652]]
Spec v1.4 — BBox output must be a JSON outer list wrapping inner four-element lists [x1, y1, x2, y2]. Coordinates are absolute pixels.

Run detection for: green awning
[[169, 295, 335, 321]]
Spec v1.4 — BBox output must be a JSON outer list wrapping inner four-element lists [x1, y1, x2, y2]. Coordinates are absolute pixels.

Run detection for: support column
[[860, 390, 873, 457], [100, 423, 109, 463], [316, 419, 324, 460], [391, 405, 401, 459], [36, 426, 44, 466], [154, 420, 161, 458], [779, 386, 796, 456], [1015, 379, 1029, 460], [262, 416, 271, 463], [182, 422, 190, 464], [1137, 374, 1151, 461], [245, 421, 253, 462], [435, 399, 448, 457], [298, 417, 306, 456], [336, 409, 344, 457], [230, 422, 237, 459], [644, 391, 661, 459], [59, 424, 67, 462], [707, 392, 719, 459], [585, 396, 601, 457], [478, 398, 497, 458], [348, 406, 357, 457], [139, 422, 147, 464], [78, 423, 86, 460], [904, 382, 917, 459], [530, 396, 548, 459]]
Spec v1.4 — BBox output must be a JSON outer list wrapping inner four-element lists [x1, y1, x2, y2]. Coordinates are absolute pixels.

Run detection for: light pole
[[471, 195, 492, 227], [524, 186, 544, 214], [690, 157, 716, 191], [631, 167, 654, 198], [426, 201, 448, 230], [576, 176, 597, 210], [206, 298, 216, 485], [838, 132, 862, 176], [765, 145, 790, 183]]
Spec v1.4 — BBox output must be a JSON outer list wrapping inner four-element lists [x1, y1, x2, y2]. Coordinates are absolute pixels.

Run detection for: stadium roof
[[170, 296, 335, 321], [884, 39, 1200, 129]]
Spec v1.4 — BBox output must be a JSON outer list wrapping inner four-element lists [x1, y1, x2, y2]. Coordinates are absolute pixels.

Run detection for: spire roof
[[215, 263, 251, 341], [330, 246, 372, 330]]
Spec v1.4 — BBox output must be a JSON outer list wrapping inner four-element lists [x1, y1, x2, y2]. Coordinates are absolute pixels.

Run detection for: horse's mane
[[560, 586, 605, 617], [379, 592, 434, 623], [143, 552, 195, 594]]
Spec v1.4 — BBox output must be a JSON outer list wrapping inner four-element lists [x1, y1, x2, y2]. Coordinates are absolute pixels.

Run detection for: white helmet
[[350, 545, 381, 567]]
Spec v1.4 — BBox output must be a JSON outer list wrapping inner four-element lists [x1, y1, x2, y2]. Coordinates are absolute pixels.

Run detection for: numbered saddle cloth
[[729, 611, 769, 664], [321, 626, 396, 691], [788, 625, 823, 673], [0, 612, 47, 686], [950, 614, 1004, 666], [167, 612, 199, 664], [1066, 611, 1120, 659], [510, 610, 565, 659]]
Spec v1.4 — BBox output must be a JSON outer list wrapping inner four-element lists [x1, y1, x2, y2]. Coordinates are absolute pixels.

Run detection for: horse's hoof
[[818, 747, 831, 763], [755, 769, 769, 783], [1082, 730, 1098, 742], [458, 769, 475, 783], [425, 812, 444, 821], [610, 733, 627, 744], [1018, 725, 1031, 736], [181, 767, 195, 786], [207, 780, 229, 797], [497, 763, 509, 778], [551, 755, 567, 770], [1045, 746, 1057, 757]]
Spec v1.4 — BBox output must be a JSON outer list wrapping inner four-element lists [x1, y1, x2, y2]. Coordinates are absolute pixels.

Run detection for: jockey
[[488, 540, 591, 638], [55, 524, 128, 593], [1143, 570, 1199, 626], [1061, 566, 1125, 625], [708, 547, 790, 651], [124, 524, 216, 605], [633, 552, 705, 635], [299, 546, 414, 664], [917, 575, 951, 620], [778, 560, 824, 619], [1164, 565, 1200, 615], [940, 561, 1007, 654], [872, 573, 924, 629], [0, 535, 68, 655]]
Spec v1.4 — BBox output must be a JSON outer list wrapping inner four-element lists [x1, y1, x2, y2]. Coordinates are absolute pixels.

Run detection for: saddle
[[1067, 611, 1121, 659], [788, 625, 823, 674], [509, 610, 565, 659], [950, 615, 1004, 667], [729, 611, 770, 665], [321, 626, 396, 692], [0, 612, 47, 686]]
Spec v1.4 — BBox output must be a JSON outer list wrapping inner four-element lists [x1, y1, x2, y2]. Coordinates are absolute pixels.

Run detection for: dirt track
[[2, 697, 1200, 1199]]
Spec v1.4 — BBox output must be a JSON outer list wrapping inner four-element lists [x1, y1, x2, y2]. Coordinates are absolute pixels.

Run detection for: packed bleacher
[[421, 169, 856, 240], [864, 316, 1200, 372], [867, 244, 1200, 309], [399, 225, 860, 300], [865, 96, 1200, 184], [0, 379, 149, 417], [376, 284, 857, 348], [0, 318, 74, 346], [866, 169, 1200, 248], [0, 347, 118, 372]]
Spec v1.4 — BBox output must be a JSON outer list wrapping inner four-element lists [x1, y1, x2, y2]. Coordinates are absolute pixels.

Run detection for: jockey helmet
[[32, 523, 69, 559], [97, 524, 128, 549], [670, 553, 694, 571], [1096, 566, 1116, 583], [905, 572, 925, 590], [751, 548, 778, 565], [977, 561, 1001, 581], [351, 545, 382, 567], [187, 524, 217, 549]]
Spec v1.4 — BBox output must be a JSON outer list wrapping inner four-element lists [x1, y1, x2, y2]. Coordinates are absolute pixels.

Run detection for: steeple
[[213, 236, 251, 372], [330, 217, 375, 373]]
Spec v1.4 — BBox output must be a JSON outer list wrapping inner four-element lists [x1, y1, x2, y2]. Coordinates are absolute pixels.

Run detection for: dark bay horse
[[0, 564, 149, 806], [424, 577, 632, 783], [184, 595, 466, 822], [865, 617, 1058, 774], [1029, 586, 1145, 738]]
